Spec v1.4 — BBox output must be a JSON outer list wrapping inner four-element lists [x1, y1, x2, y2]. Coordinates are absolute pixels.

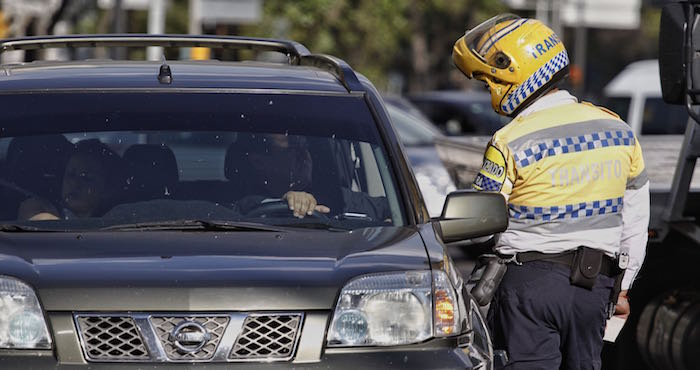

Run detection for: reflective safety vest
[[474, 101, 648, 260]]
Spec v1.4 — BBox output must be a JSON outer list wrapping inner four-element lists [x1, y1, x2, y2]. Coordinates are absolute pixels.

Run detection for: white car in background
[[602, 59, 700, 191]]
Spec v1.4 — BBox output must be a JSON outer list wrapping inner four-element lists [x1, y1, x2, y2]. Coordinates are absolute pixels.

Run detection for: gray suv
[[0, 35, 507, 369]]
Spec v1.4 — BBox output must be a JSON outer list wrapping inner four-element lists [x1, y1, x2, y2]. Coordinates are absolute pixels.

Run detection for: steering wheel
[[243, 199, 330, 221], [0, 178, 60, 220], [0, 178, 40, 199]]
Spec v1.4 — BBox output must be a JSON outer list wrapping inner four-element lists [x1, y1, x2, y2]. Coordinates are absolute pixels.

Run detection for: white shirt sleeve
[[620, 181, 650, 289]]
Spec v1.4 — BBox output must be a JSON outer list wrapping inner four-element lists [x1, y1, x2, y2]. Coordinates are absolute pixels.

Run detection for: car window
[[0, 92, 404, 230], [386, 104, 441, 146], [412, 99, 507, 136], [641, 97, 688, 135]]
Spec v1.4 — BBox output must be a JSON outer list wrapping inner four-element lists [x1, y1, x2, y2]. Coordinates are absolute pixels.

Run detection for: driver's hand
[[18, 197, 60, 221], [283, 191, 330, 218]]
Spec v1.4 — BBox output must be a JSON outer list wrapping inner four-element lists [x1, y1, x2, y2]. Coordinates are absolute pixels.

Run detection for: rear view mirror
[[438, 190, 508, 243]]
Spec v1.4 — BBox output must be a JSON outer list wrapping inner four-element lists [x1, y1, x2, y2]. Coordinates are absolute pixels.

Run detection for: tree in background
[[243, 0, 505, 93], [9, 0, 659, 99]]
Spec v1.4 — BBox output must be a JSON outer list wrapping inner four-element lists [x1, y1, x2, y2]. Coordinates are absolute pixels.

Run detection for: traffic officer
[[452, 14, 649, 369]]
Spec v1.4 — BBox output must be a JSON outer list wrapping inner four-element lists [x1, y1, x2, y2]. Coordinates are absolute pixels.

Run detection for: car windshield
[[0, 92, 404, 230]]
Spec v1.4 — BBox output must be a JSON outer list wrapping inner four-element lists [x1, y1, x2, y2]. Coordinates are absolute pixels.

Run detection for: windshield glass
[[386, 104, 442, 146], [0, 92, 404, 230]]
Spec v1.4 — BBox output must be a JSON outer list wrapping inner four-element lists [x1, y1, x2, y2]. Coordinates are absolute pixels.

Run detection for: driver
[[18, 139, 124, 220], [227, 133, 330, 218]]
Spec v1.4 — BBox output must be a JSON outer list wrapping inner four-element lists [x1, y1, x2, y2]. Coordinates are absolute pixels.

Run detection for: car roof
[[0, 60, 350, 92], [603, 59, 661, 98], [0, 34, 362, 94]]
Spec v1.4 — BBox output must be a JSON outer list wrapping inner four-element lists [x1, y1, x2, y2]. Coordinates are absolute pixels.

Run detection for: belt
[[509, 250, 619, 277]]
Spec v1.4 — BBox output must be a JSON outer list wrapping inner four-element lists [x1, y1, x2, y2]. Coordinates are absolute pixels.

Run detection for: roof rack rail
[[0, 34, 364, 93], [298, 54, 363, 93], [0, 34, 311, 61]]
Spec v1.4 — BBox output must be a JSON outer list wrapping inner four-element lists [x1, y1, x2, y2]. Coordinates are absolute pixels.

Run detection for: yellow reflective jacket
[[474, 92, 649, 289]]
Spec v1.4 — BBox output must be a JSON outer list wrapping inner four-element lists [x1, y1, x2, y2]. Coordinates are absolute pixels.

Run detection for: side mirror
[[438, 190, 508, 243]]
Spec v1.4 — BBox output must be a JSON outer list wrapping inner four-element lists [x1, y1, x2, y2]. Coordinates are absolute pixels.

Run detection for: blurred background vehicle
[[394, 90, 509, 190], [603, 59, 687, 136], [408, 90, 509, 136], [602, 59, 700, 192], [383, 95, 456, 217]]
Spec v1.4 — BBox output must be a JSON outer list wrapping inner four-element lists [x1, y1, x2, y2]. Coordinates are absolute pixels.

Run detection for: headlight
[[0, 276, 51, 349], [326, 270, 461, 346]]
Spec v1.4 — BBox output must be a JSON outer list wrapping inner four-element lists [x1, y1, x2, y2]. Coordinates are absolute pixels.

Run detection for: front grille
[[74, 312, 303, 363], [230, 314, 302, 360], [150, 316, 229, 361], [76, 316, 149, 361]]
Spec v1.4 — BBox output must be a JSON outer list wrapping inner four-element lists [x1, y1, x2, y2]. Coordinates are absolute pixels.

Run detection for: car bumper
[[0, 341, 487, 369]]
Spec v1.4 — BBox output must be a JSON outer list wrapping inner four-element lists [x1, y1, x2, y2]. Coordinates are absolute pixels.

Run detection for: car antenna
[[158, 54, 172, 84]]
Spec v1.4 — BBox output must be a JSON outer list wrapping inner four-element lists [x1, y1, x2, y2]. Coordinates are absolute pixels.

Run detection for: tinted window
[[0, 93, 404, 230], [412, 99, 507, 136], [641, 98, 688, 135], [386, 104, 441, 146]]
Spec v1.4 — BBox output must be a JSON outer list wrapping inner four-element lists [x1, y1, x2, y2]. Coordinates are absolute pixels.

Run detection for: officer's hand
[[614, 290, 630, 320], [283, 191, 330, 218]]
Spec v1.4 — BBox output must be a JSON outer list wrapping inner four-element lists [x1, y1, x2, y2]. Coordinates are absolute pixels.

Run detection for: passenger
[[228, 133, 330, 218], [18, 139, 124, 220]]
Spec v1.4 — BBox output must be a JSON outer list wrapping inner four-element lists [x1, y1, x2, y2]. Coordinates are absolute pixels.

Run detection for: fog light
[[332, 310, 368, 344]]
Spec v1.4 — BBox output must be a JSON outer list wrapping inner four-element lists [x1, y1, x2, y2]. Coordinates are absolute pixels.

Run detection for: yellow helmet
[[453, 14, 569, 117]]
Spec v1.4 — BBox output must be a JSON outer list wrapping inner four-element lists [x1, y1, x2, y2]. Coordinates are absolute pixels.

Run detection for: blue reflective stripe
[[502, 50, 569, 115], [508, 197, 623, 220], [478, 19, 528, 55], [512, 129, 635, 168], [474, 173, 503, 191]]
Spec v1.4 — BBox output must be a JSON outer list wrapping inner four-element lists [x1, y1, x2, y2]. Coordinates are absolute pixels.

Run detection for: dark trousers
[[488, 260, 615, 370]]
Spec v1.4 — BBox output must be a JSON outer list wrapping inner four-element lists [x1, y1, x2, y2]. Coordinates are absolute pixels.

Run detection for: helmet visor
[[462, 14, 521, 67]]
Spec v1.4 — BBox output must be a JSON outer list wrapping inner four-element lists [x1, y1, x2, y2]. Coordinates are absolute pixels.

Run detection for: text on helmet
[[530, 34, 561, 59]]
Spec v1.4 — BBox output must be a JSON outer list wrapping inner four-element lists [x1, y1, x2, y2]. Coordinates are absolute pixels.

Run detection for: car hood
[[0, 227, 429, 311]]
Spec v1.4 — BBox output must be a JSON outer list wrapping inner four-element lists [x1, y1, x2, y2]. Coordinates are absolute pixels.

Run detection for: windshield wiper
[[274, 221, 348, 231], [0, 224, 57, 232], [101, 220, 285, 232]]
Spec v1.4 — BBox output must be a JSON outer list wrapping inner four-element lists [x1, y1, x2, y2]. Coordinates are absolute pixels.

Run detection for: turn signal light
[[435, 289, 455, 334]]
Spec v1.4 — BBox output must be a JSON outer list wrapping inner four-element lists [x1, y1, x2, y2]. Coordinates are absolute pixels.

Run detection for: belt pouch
[[470, 255, 507, 306], [569, 246, 602, 290]]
